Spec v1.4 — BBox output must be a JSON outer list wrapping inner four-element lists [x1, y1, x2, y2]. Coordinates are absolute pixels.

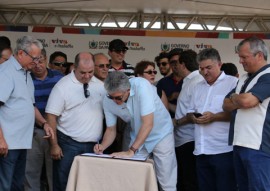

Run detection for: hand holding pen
[[94, 139, 104, 154]]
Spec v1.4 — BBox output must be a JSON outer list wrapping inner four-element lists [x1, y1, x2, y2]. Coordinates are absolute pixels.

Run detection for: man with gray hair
[[223, 36, 270, 191], [94, 52, 110, 82], [0, 36, 54, 191], [46, 52, 106, 191], [94, 71, 177, 191]]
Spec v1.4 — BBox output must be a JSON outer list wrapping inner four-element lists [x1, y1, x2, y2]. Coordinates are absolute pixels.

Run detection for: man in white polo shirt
[[46, 52, 106, 191]]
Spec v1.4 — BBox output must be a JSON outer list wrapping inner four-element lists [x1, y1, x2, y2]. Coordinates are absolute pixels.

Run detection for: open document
[[81, 153, 149, 162]]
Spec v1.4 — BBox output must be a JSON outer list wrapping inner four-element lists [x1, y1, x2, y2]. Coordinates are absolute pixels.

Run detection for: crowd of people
[[0, 35, 270, 191]]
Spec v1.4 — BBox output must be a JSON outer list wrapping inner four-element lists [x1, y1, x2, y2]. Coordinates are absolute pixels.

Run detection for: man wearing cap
[[0, 36, 12, 65], [108, 39, 135, 78], [108, 39, 135, 151]]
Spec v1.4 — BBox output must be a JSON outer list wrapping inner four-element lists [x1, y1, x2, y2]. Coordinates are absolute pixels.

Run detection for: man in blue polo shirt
[[25, 48, 63, 191], [0, 36, 54, 191], [94, 71, 177, 191], [157, 48, 183, 118]]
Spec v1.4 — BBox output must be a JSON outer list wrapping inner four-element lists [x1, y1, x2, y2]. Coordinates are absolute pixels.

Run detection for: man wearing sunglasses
[[49, 51, 67, 75], [155, 52, 172, 77], [108, 39, 135, 78], [0, 36, 54, 191], [108, 39, 135, 152], [46, 52, 106, 191], [94, 53, 110, 82], [157, 48, 184, 118], [94, 71, 177, 191]]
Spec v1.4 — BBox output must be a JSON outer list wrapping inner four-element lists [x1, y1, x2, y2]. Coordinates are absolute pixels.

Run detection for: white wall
[[1, 27, 270, 80]]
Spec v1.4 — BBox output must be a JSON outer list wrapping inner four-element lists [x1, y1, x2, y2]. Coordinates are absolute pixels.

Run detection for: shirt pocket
[[210, 95, 225, 113]]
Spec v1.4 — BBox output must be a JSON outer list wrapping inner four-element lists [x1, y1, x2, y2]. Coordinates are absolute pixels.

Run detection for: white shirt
[[175, 70, 203, 147], [188, 72, 238, 155], [46, 72, 106, 142]]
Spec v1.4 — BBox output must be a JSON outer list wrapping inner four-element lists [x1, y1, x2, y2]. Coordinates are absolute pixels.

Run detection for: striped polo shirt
[[31, 69, 63, 115], [109, 60, 135, 78]]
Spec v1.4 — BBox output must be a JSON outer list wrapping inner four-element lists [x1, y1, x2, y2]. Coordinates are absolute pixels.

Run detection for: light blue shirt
[[0, 56, 35, 149], [103, 77, 173, 153]]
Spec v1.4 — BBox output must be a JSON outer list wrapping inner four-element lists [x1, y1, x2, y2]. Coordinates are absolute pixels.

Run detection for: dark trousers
[[234, 146, 270, 191], [175, 141, 198, 191], [0, 149, 27, 191], [53, 131, 96, 191], [196, 152, 237, 191]]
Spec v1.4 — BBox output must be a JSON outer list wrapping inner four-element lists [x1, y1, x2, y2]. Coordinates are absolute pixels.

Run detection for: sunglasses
[[106, 94, 123, 101], [157, 62, 168, 67], [143, 70, 157, 75], [112, 49, 127, 54], [95, 64, 111, 69], [83, 83, 90, 98], [52, 61, 68, 67]]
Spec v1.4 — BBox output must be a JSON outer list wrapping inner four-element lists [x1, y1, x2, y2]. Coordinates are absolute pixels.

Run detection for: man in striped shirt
[[108, 39, 135, 78], [25, 48, 63, 191], [108, 39, 135, 152]]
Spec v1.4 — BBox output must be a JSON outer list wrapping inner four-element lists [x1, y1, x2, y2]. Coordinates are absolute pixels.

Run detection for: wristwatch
[[130, 146, 138, 154]]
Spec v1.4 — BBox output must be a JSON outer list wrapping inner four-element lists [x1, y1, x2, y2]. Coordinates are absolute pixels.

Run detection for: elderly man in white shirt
[[188, 48, 238, 191]]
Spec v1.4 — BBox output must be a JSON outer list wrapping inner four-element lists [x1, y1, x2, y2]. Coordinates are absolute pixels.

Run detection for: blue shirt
[[157, 73, 183, 118], [31, 69, 63, 116], [0, 56, 35, 149], [103, 77, 173, 153]]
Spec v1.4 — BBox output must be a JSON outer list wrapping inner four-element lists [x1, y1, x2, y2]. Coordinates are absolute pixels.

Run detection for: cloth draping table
[[66, 155, 158, 191]]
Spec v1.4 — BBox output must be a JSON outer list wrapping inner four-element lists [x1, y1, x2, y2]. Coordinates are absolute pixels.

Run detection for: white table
[[66, 155, 158, 191]]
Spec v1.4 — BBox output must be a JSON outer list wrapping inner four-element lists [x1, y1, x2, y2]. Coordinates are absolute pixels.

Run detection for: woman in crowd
[[135, 60, 169, 109]]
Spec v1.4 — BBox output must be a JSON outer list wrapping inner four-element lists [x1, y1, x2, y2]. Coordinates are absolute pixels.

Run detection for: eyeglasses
[[22, 49, 40, 63], [83, 83, 90, 98], [52, 61, 68, 68], [157, 62, 168, 67], [38, 58, 46, 64], [95, 64, 111, 69], [107, 94, 123, 101], [143, 70, 157, 75], [112, 49, 127, 54]]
